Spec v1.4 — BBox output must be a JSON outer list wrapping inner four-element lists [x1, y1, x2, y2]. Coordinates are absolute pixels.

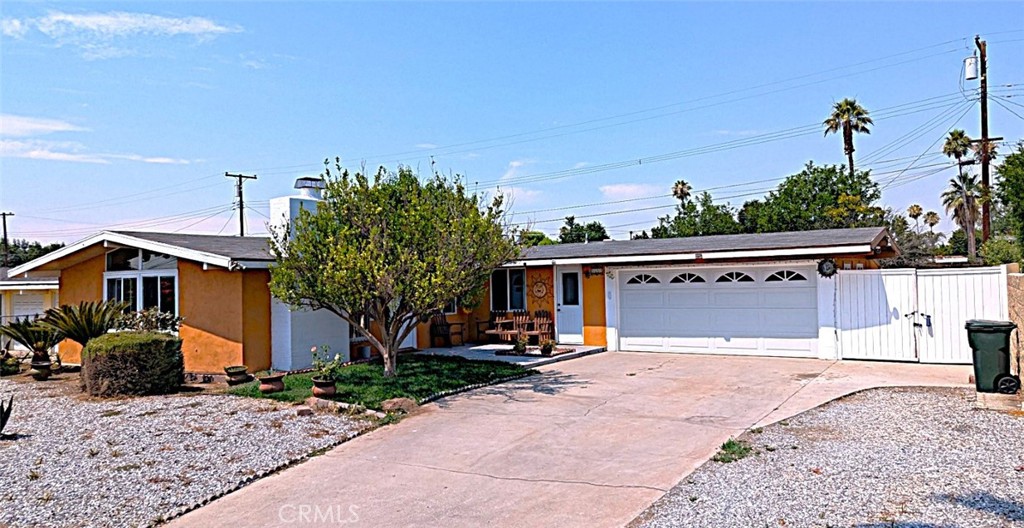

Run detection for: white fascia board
[[0, 283, 59, 291], [507, 244, 873, 267], [234, 260, 273, 269], [10, 231, 236, 276]]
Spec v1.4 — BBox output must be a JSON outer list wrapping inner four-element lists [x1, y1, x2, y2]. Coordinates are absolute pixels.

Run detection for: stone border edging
[[416, 370, 540, 405]]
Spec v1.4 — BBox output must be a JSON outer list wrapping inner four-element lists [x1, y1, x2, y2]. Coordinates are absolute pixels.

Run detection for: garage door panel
[[618, 266, 818, 357]]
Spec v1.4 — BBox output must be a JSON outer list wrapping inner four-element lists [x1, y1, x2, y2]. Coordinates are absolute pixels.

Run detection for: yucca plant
[[38, 301, 127, 347], [0, 318, 63, 363], [0, 395, 12, 439]]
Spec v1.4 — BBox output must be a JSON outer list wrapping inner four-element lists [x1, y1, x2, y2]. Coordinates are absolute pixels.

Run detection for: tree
[[672, 180, 692, 202], [823, 98, 873, 178], [924, 211, 941, 233], [880, 212, 941, 268], [558, 216, 609, 243], [907, 204, 923, 232], [3, 239, 64, 268], [980, 237, 1021, 266], [943, 129, 973, 179], [738, 162, 884, 233], [996, 141, 1024, 256], [941, 173, 983, 260], [269, 162, 519, 377], [651, 190, 740, 238], [520, 231, 556, 246]]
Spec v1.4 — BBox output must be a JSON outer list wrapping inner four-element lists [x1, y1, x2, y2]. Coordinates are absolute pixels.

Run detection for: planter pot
[[224, 365, 251, 386], [257, 373, 285, 394], [540, 348, 554, 357], [311, 377, 337, 397], [29, 361, 52, 381]]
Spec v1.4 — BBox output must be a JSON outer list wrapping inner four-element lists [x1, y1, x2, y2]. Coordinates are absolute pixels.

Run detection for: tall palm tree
[[942, 129, 973, 178], [824, 98, 873, 178], [941, 173, 982, 260], [672, 180, 692, 203], [907, 204, 923, 232], [924, 211, 940, 233]]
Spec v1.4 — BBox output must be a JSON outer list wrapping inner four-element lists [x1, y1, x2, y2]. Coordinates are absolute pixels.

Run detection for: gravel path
[[633, 387, 1024, 528], [0, 375, 370, 528]]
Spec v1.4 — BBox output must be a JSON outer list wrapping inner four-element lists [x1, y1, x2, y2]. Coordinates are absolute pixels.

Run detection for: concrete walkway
[[169, 352, 970, 528]]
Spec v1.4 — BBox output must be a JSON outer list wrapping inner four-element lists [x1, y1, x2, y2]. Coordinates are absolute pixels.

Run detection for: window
[[670, 272, 705, 284], [561, 272, 580, 306], [765, 270, 807, 282], [715, 271, 754, 283], [626, 273, 660, 285], [443, 299, 458, 315], [104, 249, 178, 316], [490, 269, 526, 311]]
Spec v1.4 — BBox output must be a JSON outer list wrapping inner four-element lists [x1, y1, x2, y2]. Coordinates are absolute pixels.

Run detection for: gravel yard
[[0, 374, 371, 528], [633, 387, 1024, 528]]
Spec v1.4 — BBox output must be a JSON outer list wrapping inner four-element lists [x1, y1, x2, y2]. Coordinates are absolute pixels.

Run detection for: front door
[[556, 266, 584, 344]]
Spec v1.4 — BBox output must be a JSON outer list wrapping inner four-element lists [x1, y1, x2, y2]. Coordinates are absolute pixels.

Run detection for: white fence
[[836, 266, 1008, 364]]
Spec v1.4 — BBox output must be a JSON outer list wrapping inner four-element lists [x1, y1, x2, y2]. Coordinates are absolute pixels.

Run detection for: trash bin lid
[[965, 319, 1017, 331]]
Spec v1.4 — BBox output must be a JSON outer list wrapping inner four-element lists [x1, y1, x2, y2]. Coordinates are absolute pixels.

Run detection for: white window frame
[[443, 298, 459, 315], [103, 249, 180, 316], [490, 269, 527, 312]]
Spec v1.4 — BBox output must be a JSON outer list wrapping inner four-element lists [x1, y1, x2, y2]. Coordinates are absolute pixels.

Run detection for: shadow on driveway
[[432, 370, 589, 408]]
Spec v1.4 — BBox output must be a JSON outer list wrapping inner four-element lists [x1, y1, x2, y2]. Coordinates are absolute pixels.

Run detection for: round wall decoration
[[817, 258, 838, 278], [531, 278, 549, 298]]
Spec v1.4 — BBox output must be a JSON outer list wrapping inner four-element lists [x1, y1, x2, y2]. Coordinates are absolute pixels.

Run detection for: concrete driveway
[[169, 352, 969, 528]]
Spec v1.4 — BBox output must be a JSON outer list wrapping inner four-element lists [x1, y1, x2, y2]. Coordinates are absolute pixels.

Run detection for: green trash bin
[[964, 319, 1020, 394]]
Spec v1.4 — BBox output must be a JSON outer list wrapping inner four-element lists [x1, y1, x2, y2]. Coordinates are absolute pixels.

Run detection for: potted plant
[[0, 318, 63, 381], [512, 333, 529, 355], [256, 369, 285, 394], [310, 346, 343, 397], [223, 365, 250, 385], [540, 339, 556, 356]]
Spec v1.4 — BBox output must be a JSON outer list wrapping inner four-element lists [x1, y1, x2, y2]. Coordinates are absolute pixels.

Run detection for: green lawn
[[227, 354, 534, 410]]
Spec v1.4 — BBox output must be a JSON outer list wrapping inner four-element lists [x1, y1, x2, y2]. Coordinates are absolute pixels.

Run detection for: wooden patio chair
[[429, 313, 464, 348], [524, 310, 553, 344], [477, 310, 502, 343]]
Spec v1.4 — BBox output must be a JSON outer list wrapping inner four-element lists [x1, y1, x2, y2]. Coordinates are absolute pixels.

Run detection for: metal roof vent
[[294, 177, 325, 199]]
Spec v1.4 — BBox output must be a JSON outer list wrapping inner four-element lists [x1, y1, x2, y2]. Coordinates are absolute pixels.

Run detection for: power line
[[880, 102, 976, 190], [992, 96, 1024, 120]]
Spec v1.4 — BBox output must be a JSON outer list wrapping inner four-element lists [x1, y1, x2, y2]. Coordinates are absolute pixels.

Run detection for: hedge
[[81, 331, 184, 397]]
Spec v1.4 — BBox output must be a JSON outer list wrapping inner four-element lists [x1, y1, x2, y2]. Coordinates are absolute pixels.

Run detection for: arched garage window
[[765, 270, 807, 282], [669, 272, 705, 284], [626, 273, 660, 285], [715, 271, 754, 283]]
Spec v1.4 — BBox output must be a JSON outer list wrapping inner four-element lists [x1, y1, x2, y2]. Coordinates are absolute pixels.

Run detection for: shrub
[[980, 237, 1022, 266], [39, 301, 126, 347], [81, 332, 183, 397], [115, 308, 183, 333], [0, 318, 63, 363]]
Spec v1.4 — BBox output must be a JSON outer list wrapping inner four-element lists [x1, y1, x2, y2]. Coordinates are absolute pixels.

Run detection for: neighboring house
[[0, 267, 59, 351], [457, 227, 898, 360]]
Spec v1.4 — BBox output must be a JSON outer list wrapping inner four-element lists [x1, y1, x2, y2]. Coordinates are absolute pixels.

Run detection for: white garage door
[[12, 292, 46, 320], [618, 266, 819, 358]]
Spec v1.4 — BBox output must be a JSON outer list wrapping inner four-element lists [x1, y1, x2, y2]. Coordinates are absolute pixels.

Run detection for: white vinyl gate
[[836, 266, 1008, 364]]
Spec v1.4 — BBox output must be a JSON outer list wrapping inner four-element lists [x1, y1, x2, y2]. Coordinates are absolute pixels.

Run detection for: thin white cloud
[[501, 159, 531, 181], [711, 129, 765, 137], [0, 114, 87, 137], [1, 139, 190, 165], [415, 143, 439, 149], [572, 162, 589, 169], [502, 186, 543, 205], [3, 11, 241, 59], [599, 183, 663, 200]]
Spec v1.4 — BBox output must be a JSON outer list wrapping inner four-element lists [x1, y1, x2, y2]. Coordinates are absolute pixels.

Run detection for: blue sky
[[1, 2, 1022, 244]]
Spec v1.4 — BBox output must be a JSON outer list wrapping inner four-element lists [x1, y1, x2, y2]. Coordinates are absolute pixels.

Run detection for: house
[[454, 227, 898, 360], [0, 267, 59, 351]]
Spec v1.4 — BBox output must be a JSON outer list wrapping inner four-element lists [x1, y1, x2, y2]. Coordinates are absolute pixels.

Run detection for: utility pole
[[224, 173, 257, 236], [0, 212, 12, 267], [976, 35, 991, 242]]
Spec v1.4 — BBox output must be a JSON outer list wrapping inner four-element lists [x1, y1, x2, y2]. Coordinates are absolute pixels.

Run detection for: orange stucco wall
[[178, 261, 245, 373], [581, 269, 607, 347], [56, 254, 105, 363]]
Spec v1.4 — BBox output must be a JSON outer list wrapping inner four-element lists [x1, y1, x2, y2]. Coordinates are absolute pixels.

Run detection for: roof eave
[[507, 243, 878, 267]]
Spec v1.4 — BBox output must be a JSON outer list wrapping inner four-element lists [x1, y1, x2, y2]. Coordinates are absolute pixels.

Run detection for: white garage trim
[[609, 261, 826, 359]]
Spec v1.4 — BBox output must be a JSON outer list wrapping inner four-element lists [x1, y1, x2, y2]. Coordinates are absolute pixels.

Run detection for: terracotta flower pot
[[224, 365, 251, 386], [311, 377, 337, 397], [29, 361, 52, 381], [257, 373, 285, 394]]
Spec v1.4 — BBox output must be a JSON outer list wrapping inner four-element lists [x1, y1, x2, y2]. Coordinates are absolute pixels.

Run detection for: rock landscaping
[[0, 374, 370, 528], [633, 387, 1024, 528]]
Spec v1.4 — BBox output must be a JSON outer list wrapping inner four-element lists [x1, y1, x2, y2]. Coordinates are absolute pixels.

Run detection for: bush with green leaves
[[0, 318, 63, 363], [39, 301, 126, 347], [115, 308, 183, 333], [980, 237, 1022, 266], [81, 332, 183, 397]]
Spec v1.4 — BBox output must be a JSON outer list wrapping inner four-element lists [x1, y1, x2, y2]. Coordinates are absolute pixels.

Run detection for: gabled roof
[[514, 226, 895, 265], [9, 231, 274, 277]]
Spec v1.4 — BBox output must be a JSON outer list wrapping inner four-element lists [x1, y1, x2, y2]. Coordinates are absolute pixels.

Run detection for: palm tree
[[907, 204, 923, 232], [924, 211, 940, 233], [38, 301, 126, 348], [0, 318, 63, 363], [672, 180, 692, 203], [941, 173, 982, 260], [943, 129, 973, 178], [824, 98, 873, 178]]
